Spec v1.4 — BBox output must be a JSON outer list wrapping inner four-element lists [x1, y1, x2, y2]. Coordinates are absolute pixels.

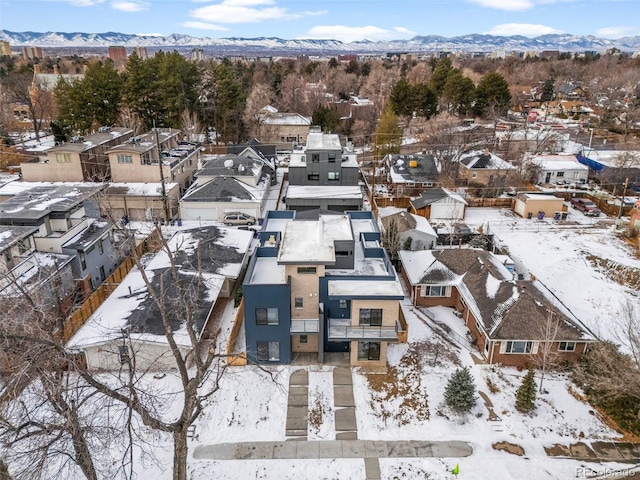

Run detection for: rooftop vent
[[224, 159, 234, 169]]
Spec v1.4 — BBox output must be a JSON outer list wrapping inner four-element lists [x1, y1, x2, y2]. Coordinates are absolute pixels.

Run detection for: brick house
[[399, 248, 596, 367]]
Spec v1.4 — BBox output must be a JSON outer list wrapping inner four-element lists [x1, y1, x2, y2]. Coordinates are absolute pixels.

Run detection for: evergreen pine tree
[[515, 366, 537, 413], [444, 367, 477, 414]]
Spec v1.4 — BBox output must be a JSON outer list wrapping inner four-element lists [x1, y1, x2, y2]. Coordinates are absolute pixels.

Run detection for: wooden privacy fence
[[465, 197, 514, 208], [226, 298, 247, 366], [63, 230, 162, 342]]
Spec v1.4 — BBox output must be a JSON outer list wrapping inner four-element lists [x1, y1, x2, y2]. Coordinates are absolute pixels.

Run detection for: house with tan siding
[[243, 210, 408, 368]]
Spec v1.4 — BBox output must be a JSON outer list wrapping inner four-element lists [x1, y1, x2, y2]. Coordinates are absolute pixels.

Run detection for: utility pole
[[618, 177, 629, 219], [153, 120, 172, 222]]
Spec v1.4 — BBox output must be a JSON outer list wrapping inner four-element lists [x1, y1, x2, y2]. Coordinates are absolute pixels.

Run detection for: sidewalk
[[192, 439, 473, 461]]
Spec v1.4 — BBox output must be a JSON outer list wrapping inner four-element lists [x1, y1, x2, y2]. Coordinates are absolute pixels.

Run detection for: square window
[[328, 172, 340, 181], [357, 342, 381, 361], [295, 297, 303, 309], [256, 307, 279, 325], [258, 341, 280, 361], [300, 335, 308, 344], [339, 299, 347, 309], [308, 172, 320, 181], [328, 154, 336, 163], [359, 308, 383, 326], [311, 154, 320, 162], [559, 341, 576, 352]]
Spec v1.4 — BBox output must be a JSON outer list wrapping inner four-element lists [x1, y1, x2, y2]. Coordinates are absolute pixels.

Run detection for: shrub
[[444, 366, 477, 414], [516, 366, 537, 413]]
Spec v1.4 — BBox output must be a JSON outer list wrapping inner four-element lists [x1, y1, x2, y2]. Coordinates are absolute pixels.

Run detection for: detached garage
[[514, 192, 565, 219]]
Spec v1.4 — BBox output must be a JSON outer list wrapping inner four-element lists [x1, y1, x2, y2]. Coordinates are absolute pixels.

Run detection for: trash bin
[[553, 212, 561, 221], [537, 211, 545, 220], [561, 212, 568, 220], [527, 212, 533, 219], [177, 218, 182, 227]]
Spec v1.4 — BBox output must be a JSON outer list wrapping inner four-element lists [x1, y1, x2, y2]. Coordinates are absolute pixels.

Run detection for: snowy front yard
[[184, 304, 630, 480]]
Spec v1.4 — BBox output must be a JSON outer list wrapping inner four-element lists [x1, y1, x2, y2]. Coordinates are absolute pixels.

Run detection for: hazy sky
[[2, 0, 640, 42]]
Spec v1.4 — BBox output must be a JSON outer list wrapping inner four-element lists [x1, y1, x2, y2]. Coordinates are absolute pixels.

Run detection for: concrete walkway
[[285, 369, 309, 439], [192, 439, 473, 461], [333, 367, 358, 441]]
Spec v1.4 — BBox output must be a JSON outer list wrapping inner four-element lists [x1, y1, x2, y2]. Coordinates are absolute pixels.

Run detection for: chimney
[[483, 148, 490, 155], [53, 64, 59, 75]]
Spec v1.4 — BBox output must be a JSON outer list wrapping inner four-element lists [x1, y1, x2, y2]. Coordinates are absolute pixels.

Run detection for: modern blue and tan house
[[243, 210, 408, 367]]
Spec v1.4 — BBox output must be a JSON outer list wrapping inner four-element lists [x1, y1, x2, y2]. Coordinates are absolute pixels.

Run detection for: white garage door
[[180, 205, 218, 221]]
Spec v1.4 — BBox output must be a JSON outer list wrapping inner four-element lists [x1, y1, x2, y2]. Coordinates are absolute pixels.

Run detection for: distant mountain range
[[2, 30, 640, 54]]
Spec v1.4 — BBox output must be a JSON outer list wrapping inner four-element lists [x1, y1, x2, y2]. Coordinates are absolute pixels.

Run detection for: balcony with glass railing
[[327, 317, 399, 341]]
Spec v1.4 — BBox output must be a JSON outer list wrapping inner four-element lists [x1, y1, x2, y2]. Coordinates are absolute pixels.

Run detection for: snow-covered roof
[[530, 154, 588, 171], [67, 266, 225, 349], [247, 256, 286, 285], [105, 182, 179, 197], [458, 150, 516, 170], [62, 221, 111, 252], [0, 225, 38, 252], [380, 211, 437, 238], [277, 214, 352, 264], [196, 154, 263, 179], [411, 188, 467, 209], [0, 251, 74, 296], [162, 225, 253, 279], [181, 174, 268, 204], [46, 127, 133, 154], [105, 129, 181, 155], [285, 185, 363, 199], [387, 154, 439, 184], [399, 248, 594, 341], [0, 183, 103, 220], [328, 279, 404, 297], [582, 149, 640, 168], [306, 131, 342, 150], [261, 112, 311, 126]]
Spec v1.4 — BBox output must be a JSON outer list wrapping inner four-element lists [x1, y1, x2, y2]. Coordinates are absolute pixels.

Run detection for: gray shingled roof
[[197, 155, 261, 178], [414, 248, 593, 342], [172, 226, 246, 276], [388, 154, 438, 183], [125, 267, 212, 337], [182, 176, 255, 202], [411, 188, 464, 210]]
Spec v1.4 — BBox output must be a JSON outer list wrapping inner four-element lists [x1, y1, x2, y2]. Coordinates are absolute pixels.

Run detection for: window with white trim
[[56, 153, 72, 163], [420, 285, 449, 297], [558, 341, 576, 352], [117, 154, 133, 164], [504, 341, 532, 354], [295, 297, 303, 309]]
